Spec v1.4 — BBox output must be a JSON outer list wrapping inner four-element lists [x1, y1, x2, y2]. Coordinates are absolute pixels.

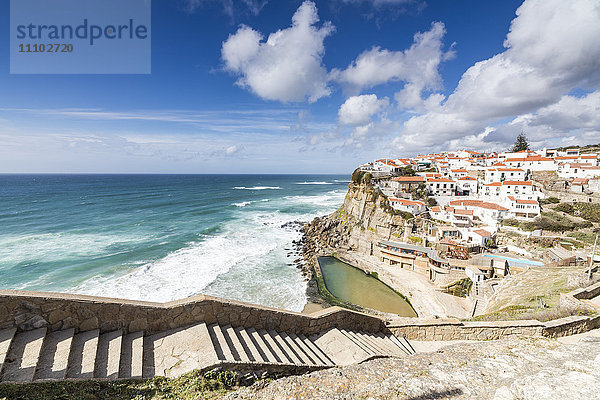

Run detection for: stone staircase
[[0, 322, 414, 383]]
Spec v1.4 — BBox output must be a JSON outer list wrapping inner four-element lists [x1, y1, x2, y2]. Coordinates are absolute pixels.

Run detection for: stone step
[[373, 332, 407, 357], [209, 324, 235, 362], [94, 330, 122, 379], [34, 328, 74, 381], [268, 330, 302, 365], [297, 334, 334, 366], [257, 329, 286, 364], [66, 329, 99, 379], [235, 327, 262, 363], [248, 328, 279, 363], [144, 323, 218, 378], [288, 334, 318, 365], [398, 336, 415, 355], [356, 332, 388, 355], [388, 334, 413, 355], [1, 327, 46, 383], [279, 332, 312, 365], [223, 325, 249, 362], [352, 331, 383, 355], [0, 328, 17, 376], [312, 328, 372, 366], [340, 330, 376, 356], [119, 331, 144, 379]]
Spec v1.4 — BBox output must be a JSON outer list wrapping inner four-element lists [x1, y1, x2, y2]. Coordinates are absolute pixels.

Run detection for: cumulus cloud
[[393, 0, 600, 153], [338, 94, 389, 125], [331, 21, 454, 105], [221, 1, 334, 103]]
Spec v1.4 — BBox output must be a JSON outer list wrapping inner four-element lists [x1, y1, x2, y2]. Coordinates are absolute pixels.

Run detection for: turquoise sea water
[[0, 174, 349, 311]]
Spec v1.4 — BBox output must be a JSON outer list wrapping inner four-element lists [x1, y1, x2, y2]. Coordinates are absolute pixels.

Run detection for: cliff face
[[302, 181, 407, 262]]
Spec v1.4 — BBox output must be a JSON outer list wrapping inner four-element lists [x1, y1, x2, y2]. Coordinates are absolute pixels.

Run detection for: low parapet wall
[[570, 281, 600, 300], [388, 315, 600, 340], [0, 290, 385, 336]]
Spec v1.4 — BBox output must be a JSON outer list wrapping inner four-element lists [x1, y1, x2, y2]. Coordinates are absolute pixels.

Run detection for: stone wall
[[387, 318, 544, 340], [388, 315, 600, 340], [570, 281, 600, 300], [0, 290, 385, 336]]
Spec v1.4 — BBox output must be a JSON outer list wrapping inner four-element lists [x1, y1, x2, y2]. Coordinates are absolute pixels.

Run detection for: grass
[[442, 278, 473, 298], [0, 369, 239, 400]]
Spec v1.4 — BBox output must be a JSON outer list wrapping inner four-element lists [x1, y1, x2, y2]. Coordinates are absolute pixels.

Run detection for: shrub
[[502, 218, 520, 227], [555, 203, 574, 214], [540, 197, 560, 205], [408, 236, 422, 244]]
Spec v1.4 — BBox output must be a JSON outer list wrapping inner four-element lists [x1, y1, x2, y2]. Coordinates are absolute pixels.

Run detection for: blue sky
[[1, 0, 599, 174]]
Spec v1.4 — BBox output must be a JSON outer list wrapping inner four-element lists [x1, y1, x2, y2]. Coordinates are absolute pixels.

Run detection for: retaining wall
[[0, 290, 385, 336]]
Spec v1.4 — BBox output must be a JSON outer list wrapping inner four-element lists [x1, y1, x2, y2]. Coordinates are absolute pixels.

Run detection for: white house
[[505, 196, 540, 220], [571, 178, 589, 193], [457, 176, 479, 196], [557, 162, 600, 179], [504, 156, 556, 171], [448, 199, 509, 227], [426, 178, 456, 196], [483, 181, 535, 199], [484, 167, 526, 183], [388, 198, 427, 214], [466, 228, 494, 246]]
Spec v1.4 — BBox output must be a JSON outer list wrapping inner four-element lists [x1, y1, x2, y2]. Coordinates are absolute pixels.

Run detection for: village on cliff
[[352, 142, 600, 289]]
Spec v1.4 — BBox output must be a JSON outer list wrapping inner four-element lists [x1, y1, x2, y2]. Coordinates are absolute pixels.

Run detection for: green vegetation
[[567, 231, 598, 245], [0, 369, 239, 400], [510, 132, 530, 152], [443, 278, 472, 298], [501, 218, 520, 227], [520, 212, 592, 232], [351, 169, 372, 184], [558, 202, 600, 223], [398, 166, 416, 176], [540, 196, 560, 205], [408, 236, 422, 244]]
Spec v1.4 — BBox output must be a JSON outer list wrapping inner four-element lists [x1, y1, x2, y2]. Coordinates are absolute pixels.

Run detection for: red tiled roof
[[439, 238, 458, 245], [472, 229, 492, 237], [502, 181, 533, 186], [392, 176, 426, 182], [454, 209, 474, 216], [389, 198, 425, 206], [427, 178, 455, 183], [515, 199, 538, 204], [505, 156, 553, 162], [449, 199, 508, 211]]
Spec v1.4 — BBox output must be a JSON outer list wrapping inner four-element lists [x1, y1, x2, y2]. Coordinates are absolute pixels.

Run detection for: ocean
[[0, 174, 349, 312]]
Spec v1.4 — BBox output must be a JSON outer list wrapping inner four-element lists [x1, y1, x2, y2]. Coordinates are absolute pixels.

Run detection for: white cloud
[[221, 1, 334, 103], [225, 145, 242, 155], [331, 21, 454, 105], [338, 94, 389, 125], [394, 0, 600, 153]]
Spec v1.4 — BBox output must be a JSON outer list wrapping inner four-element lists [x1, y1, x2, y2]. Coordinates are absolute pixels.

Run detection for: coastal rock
[[227, 335, 600, 400]]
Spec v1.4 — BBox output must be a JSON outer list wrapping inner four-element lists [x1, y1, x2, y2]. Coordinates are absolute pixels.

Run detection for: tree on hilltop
[[511, 132, 530, 152]]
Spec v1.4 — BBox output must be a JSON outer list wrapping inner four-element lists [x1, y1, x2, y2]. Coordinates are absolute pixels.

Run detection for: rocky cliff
[[301, 179, 408, 264]]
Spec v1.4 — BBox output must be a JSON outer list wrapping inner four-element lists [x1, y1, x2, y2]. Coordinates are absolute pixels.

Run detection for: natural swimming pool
[[318, 256, 417, 317]]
